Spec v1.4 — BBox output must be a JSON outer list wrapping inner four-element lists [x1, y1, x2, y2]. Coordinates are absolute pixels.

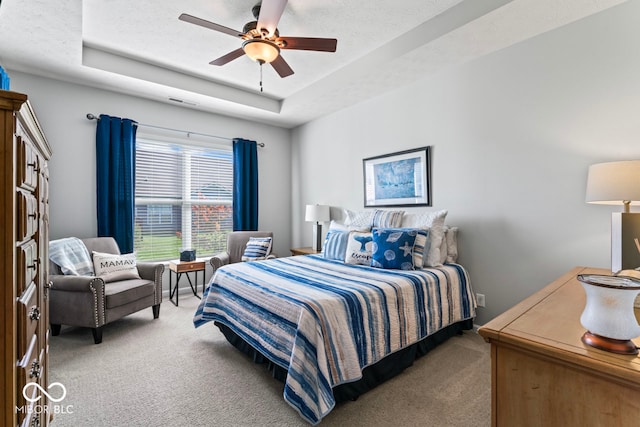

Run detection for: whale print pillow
[[345, 232, 373, 265]]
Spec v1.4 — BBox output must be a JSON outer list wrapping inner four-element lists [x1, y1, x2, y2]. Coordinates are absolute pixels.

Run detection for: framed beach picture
[[363, 146, 431, 207]]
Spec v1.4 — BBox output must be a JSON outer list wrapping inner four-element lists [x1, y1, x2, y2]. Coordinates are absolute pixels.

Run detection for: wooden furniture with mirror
[[479, 267, 640, 427], [1, 90, 53, 427]]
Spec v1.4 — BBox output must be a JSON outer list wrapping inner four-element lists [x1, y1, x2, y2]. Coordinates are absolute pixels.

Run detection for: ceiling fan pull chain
[[259, 61, 264, 92]]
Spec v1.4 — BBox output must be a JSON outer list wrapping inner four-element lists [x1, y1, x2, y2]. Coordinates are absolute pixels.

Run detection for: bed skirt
[[215, 318, 474, 403]]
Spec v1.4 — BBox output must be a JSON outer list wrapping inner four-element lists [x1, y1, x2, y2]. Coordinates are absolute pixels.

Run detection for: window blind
[[134, 138, 233, 261]]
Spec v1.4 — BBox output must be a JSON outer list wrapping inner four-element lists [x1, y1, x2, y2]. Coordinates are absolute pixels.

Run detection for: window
[[146, 205, 173, 225], [134, 137, 233, 261]]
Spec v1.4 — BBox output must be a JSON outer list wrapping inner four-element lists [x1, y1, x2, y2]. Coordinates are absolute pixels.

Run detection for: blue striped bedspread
[[193, 255, 476, 425]]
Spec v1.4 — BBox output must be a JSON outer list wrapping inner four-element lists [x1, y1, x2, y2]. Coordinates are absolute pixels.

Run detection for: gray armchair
[[49, 237, 164, 344], [210, 231, 276, 272]]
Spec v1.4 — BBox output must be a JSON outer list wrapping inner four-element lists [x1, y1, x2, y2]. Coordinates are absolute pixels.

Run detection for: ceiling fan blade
[[179, 13, 244, 38], [277, 37, 337, 52], [209, 48, 246, 66], [257, 0, 288, 37], [270, 55, 294, 78]]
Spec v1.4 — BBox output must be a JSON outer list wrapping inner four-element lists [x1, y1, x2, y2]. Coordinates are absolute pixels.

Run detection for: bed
[[193, 253, 476, 425]]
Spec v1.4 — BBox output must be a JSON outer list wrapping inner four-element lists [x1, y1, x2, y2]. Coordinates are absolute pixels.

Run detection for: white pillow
[[344, 231, 374, 265], [445, 227, 459, 263], [328, 220, 349, 232], [401, 210, 448, 267], [92, 251, 140, 283], [371, 209, 405, 228], [440, 229, 448, 264], [344, 209, 373, 229]]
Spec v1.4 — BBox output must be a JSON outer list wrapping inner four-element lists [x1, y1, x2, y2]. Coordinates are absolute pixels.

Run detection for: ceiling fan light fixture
[[242, 39, 280, 63]]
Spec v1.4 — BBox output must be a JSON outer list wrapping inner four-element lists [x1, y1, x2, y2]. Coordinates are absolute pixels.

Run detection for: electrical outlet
[[476, 293, 486, 308]]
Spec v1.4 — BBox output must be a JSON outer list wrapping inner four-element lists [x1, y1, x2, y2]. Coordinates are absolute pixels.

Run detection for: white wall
[[291, 1, 640, 325], [9, 72, 292, 285]]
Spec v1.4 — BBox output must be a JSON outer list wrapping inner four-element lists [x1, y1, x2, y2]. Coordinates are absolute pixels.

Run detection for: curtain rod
[[85, 113, 265, 147]]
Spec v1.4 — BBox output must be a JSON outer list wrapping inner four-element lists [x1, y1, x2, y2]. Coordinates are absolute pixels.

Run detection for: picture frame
[[363, 146, 431, 207]]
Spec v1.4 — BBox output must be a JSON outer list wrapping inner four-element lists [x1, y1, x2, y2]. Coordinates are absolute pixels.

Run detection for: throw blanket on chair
[[49, 237, 95, 276]]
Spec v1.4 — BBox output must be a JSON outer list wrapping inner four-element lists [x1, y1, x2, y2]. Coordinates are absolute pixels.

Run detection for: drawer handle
[[29, 306, 41, 321], [27, 162, 40, 173], [28, 213, 37, 219], [29, 361, 41, 379], [27, 263, 37, 270]]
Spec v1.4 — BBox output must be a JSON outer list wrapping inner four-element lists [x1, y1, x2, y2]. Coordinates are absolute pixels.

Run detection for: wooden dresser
[[479, 267, 640, 426], [1, 90, 53, 427]]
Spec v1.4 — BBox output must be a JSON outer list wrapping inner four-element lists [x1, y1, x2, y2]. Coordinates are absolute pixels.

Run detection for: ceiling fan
[[179, 0, 337, 79]]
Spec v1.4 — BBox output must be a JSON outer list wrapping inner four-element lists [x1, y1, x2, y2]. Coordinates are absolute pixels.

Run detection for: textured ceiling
[[0, 0, 628, 128]]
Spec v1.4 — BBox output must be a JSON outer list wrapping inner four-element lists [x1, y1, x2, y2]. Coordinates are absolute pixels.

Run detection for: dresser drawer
[[17, 240, 38, 296], [17, 189, 38, 242], [18, 283, 40, 359], [16, 136, 38, 191], [17, 340, 45, 425], [39, 158, 49, 204], [17, 335, 42, 402]]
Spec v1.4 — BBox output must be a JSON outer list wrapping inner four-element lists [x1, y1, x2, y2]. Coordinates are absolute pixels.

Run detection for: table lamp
[[305, 204, 330, 251], [586, 160, 640, 272]]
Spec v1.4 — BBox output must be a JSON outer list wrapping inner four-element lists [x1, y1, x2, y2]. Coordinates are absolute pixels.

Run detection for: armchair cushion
[[92, 251, 141, 282], [104, 279, 155, 309]]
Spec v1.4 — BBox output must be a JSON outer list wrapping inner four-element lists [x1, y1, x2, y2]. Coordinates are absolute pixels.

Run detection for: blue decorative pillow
[[322, 230, 350, 261], [371, 228, 422, 270], [241, 237, 272, 261]]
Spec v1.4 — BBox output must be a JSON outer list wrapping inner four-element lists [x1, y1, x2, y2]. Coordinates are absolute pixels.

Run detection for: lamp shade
[[305, 204, 330, 222], [586, 160, 640, 208]]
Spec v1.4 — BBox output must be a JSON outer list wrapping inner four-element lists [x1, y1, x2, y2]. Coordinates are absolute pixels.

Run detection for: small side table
[[169, 260, 206, 306], [290, 247, 321, 256]]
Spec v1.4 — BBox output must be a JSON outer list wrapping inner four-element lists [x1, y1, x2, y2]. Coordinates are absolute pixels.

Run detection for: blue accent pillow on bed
[[371, 228, 426, 270], [322, 230, 350, 261]]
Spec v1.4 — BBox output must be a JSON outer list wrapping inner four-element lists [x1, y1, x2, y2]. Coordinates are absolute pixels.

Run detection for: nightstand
[[168, 260, 206, 306], [479, 267, 640, 426], [290, 247, 321, 256]]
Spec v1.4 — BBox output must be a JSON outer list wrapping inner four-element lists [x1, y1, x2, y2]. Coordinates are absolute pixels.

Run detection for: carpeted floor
[[49, 294, 491, 427]]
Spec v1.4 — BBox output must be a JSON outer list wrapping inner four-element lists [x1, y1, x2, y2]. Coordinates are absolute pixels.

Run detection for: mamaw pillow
[[241, 237, 273, 261], [92, 251, 140, 282], [344, 231, 374, 265]]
